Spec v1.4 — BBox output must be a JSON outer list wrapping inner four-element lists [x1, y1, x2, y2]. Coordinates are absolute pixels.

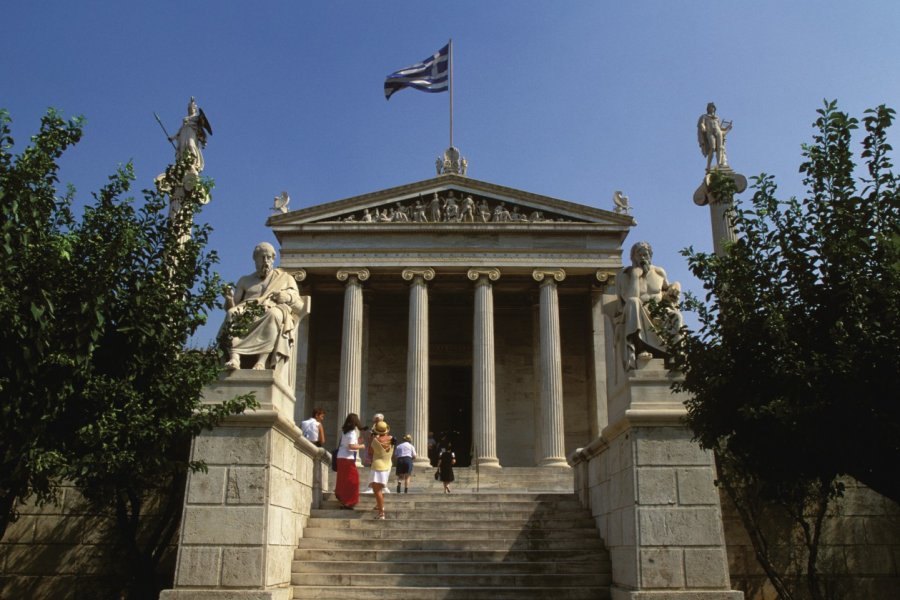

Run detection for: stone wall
[[163, 410, 327, 599], [723, 478, 900, 599], [574, 425, 738, 599], [0, 483, 130, 599]]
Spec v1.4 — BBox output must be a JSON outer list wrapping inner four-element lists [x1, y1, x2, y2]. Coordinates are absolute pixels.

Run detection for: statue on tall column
[[692, 102, 746, 256], [154, 98, 213, 232], [221, 242, 306, 371], [614, 242, 684, 371], [697, 102, 731, 171]]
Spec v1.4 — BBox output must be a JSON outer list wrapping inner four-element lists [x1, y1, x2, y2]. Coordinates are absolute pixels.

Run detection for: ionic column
[[403, 268, 434, 467], [336, 268, 369, 442], [533, 268, 568, 467], [468, 268, 502, 468], [589, 270, 615, 438]]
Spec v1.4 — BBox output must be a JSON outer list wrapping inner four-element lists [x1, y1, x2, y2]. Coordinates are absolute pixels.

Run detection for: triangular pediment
[[267, 174, 634, 228]]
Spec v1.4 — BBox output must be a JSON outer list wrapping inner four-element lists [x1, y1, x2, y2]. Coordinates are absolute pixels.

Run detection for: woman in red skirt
[[335, 413, 365, 509]]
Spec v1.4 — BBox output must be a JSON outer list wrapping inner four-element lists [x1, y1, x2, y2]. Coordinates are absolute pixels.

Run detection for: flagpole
[[449, 38, 454, 149]]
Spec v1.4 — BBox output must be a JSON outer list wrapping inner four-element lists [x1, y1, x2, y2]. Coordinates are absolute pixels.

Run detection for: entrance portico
[[270, 173, 632, 467]]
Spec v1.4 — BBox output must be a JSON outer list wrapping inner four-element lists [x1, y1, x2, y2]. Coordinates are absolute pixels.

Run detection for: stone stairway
[[292, 491, 611, 599]]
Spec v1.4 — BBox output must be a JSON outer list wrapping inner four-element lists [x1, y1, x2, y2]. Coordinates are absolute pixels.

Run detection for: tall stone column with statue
[[694, 102, 747, 257], [154, 98, 214, 243]]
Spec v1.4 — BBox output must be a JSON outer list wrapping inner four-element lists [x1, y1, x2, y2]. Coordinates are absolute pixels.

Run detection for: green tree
[[670, 102, 899, 599], [0, 109, 256, 598]]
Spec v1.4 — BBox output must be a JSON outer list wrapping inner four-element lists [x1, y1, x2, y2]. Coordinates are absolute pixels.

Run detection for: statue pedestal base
[[572, 360, 742, 599], [161, 372, 328, 600]]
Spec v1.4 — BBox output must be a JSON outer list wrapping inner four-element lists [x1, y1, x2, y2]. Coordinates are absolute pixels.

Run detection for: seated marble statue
[[222, 242, 305, 371], [615, 241, 684, 370]]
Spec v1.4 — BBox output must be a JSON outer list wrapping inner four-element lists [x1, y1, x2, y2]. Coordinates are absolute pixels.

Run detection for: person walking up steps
[[394, 434, 416, 493], [368, 420, 395, 519], [438, 442, 456, 494], [335, 413, 365, 510]]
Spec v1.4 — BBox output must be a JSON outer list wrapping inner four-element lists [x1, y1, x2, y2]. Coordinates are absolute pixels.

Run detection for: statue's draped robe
[[225, 268, 304, 366], [615, 265, 683, 366]]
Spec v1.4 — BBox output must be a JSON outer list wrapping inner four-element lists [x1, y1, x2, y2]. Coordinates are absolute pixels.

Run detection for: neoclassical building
[[268, 165, 634, 468]]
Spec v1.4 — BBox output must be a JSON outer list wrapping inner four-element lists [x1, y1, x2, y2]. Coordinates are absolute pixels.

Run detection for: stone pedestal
[[161, 370, 328, 600], [573, 359, 743, 600]]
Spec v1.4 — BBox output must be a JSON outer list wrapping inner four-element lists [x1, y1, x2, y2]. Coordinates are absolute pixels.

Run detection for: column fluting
[[534, 268, 568, 467], [403, 268, 434, 467], [468, 268, 501, 468]]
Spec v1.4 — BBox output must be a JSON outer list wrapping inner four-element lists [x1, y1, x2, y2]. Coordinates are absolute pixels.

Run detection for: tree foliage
[[670, 101, 899, 598], [0, 109, 257, 597]]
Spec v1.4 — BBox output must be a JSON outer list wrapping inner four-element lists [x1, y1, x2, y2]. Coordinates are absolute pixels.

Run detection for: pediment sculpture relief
[[325, 190, 579, 224]]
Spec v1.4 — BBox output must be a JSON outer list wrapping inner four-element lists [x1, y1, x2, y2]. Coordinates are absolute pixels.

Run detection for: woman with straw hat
[[368, 420, 395, 519]]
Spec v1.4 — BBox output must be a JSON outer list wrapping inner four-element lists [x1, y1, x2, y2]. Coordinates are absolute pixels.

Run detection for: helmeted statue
[[697, 102, 731, 171], [171, 97, 212, 172], [615, 241, 684, 370], [222, 242, 305, 371]]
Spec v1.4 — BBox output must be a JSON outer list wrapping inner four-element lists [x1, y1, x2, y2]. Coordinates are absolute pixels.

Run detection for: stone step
[[307, 505, 595, 527], [292, 586, 610, 600], [320, 496, 584, 510], [302, 526, 600, 541], [293, 548, 609, 563], [295, 537, 605, 551], [306, 516, 597, 529], [324, 491, 579, 502], [328, 467, 575, 494], [292, 559, 610, 575], [291, 571, 610, 587]]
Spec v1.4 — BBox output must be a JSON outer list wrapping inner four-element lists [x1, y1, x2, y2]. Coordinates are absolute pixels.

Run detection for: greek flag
[[384, 43, 450, 100]]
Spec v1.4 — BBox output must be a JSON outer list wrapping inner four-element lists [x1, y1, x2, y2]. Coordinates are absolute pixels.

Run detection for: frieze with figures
[[320, 190, 580, 224]]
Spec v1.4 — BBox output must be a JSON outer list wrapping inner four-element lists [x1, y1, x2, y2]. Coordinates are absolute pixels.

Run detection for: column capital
[[402, 267, 435, 282], [336, 268, 370, 283], [594, 269, 616, 291], [289, 269, 307, 283], [532, 268, 566, 284], [467, 267, 501, 282]]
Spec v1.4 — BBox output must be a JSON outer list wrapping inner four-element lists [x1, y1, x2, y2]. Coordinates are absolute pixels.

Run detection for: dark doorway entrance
[[429, 365, 472, 466]]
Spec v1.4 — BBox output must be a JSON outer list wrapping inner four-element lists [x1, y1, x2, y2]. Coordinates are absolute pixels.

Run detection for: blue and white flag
[[384, 43, 450, 100]]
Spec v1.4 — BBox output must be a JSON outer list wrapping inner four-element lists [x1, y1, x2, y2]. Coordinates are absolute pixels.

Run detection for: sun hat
[[374, 421, 390, 434], [403, 434, 412, 442]]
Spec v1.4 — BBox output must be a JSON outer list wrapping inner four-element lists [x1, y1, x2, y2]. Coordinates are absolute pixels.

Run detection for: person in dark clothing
[[437, 442, 456, 494]]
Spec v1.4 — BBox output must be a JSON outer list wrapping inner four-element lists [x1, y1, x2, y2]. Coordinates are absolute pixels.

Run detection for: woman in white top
[[393, 435, 417, 494], [335, 413, 365, 509]]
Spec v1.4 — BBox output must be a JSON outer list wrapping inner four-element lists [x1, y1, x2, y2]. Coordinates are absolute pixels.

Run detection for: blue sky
[[3, 2, 899, 345]]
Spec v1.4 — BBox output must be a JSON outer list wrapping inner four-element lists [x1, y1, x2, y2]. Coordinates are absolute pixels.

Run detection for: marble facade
[[269, 173, 633, 467]]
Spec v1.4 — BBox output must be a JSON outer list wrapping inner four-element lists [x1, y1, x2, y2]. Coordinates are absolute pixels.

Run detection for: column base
[[537, 457, 571, 468], [413, 457, 432, 468], [475, 457, 502, 469]]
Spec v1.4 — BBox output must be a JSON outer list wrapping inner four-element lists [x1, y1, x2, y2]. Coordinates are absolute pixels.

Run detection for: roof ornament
[[272, 191, 290, 214], [435, 146, 468, 176], [613, 191, 631, 215]]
